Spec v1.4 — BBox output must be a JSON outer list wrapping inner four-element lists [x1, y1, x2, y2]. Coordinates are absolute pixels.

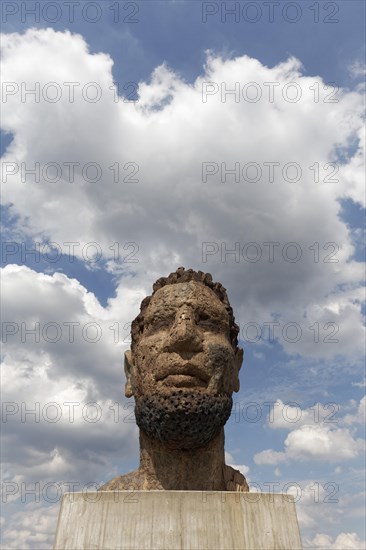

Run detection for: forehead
[[147, 281, 228, 316]]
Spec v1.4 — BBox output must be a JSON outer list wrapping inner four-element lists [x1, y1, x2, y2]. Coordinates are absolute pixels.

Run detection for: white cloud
[[348, 60, 366, 78], [1, 264, 140, 493], [278, 287, 365, 359], [284, 424, 364, 461], [254, 399, 365, 464], [265, 399, 337, 430], [1, 28, 365, 364], [1, 28, 365, 549], [343, 396, 366, 426], [0, 503, 58, 550], [267, 398, 365, 431], [352, 378, 366, 388], [253, 449, 286, 465], [305, 532, 366, 549]]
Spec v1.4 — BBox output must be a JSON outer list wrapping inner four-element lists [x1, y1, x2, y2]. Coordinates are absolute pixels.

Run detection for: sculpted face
[[125, 281, 243, 449]]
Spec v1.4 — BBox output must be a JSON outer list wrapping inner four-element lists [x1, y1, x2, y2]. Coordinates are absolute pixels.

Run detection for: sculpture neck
[[138, 428, 227, 491]]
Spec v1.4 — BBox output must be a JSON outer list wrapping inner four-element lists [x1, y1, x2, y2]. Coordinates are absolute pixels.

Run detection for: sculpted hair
[[131, 267, 239, 351]]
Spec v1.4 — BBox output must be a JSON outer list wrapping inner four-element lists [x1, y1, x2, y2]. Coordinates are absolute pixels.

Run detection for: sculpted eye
[[146, 316, 173, 333], [159, 318, 172, 327], [199, 312, 209, 321], [198, 312, 213, 326]]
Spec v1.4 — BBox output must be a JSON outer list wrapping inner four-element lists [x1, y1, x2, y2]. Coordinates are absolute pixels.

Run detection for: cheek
[[135, 337, 163, 361], [133, 338, 165, 386], [206, 342, 234, 368], [133, 353, 155, 391]]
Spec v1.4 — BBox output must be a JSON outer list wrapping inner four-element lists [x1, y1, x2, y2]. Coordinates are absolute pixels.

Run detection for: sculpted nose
[[165, 307, 203, 352]]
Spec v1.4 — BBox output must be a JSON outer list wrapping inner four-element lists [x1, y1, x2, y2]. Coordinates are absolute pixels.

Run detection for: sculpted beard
[[134, 391, 233, 450]]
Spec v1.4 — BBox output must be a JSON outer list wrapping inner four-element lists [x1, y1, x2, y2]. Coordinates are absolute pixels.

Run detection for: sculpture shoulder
[[223, 464, 249, 492], [99, 470, 145, 491], [100, 465, 249, 492]]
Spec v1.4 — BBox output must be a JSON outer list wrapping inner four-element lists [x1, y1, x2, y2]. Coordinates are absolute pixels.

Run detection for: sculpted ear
[[233, 348, 243, 393], [124, 350, 134, 398]]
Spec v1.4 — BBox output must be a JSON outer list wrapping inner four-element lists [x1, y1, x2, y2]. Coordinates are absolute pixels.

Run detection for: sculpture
[[101, 267, 249, 492]]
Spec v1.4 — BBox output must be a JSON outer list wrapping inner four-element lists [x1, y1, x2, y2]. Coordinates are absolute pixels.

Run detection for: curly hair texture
[[131, 267, 239, 351]]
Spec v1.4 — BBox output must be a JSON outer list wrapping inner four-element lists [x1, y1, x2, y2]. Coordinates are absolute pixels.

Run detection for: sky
[[0, 1, 365, 548]]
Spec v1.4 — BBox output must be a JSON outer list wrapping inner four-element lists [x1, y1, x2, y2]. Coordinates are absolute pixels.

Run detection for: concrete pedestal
[[53, 491, 302, 549]]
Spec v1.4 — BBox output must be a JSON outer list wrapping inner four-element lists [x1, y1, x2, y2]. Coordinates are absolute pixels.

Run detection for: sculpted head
[[124, 267, 243, 449]]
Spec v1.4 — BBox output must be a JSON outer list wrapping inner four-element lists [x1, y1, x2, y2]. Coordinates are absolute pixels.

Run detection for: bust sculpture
[[101, 267, 249, 492]]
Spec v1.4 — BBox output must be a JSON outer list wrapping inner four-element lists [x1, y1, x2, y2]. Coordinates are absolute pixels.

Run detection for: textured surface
[[101, 267, 249, 492], [53, 491, 303, 550]]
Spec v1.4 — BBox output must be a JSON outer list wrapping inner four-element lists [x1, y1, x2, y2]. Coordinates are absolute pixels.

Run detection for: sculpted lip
[[155, 363, 209, 384], [161, 374, 207, 388]]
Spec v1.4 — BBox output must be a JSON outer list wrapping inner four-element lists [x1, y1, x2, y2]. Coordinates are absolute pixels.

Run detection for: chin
[[134, 391, 232, 450]]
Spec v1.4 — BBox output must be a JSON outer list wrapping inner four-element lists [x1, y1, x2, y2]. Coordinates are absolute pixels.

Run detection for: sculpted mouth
[[156, 364, 209, 387], [161, 374, 207, 388]]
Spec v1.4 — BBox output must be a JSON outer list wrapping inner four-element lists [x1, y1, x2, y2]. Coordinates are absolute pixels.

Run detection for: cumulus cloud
[[348, 60, 366, 79], [264, 399, 341, 430], [261, 397, 365, 430], [305, 532, 366, 549], [283, 424, 364, 461], [0, 503, 58, 550], [1, 28, 365, 548], [343, 396, 366, 426], [1, 28, 365, 364], [254, 399, 365, 464], [352, 378, 366, 388], [1, 264, 142, 494], [253, 449, 287, 465]]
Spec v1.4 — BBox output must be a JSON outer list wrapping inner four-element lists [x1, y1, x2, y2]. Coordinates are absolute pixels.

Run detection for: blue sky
[[1, 1, 365, 548], [2, 0, 365, 87]]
